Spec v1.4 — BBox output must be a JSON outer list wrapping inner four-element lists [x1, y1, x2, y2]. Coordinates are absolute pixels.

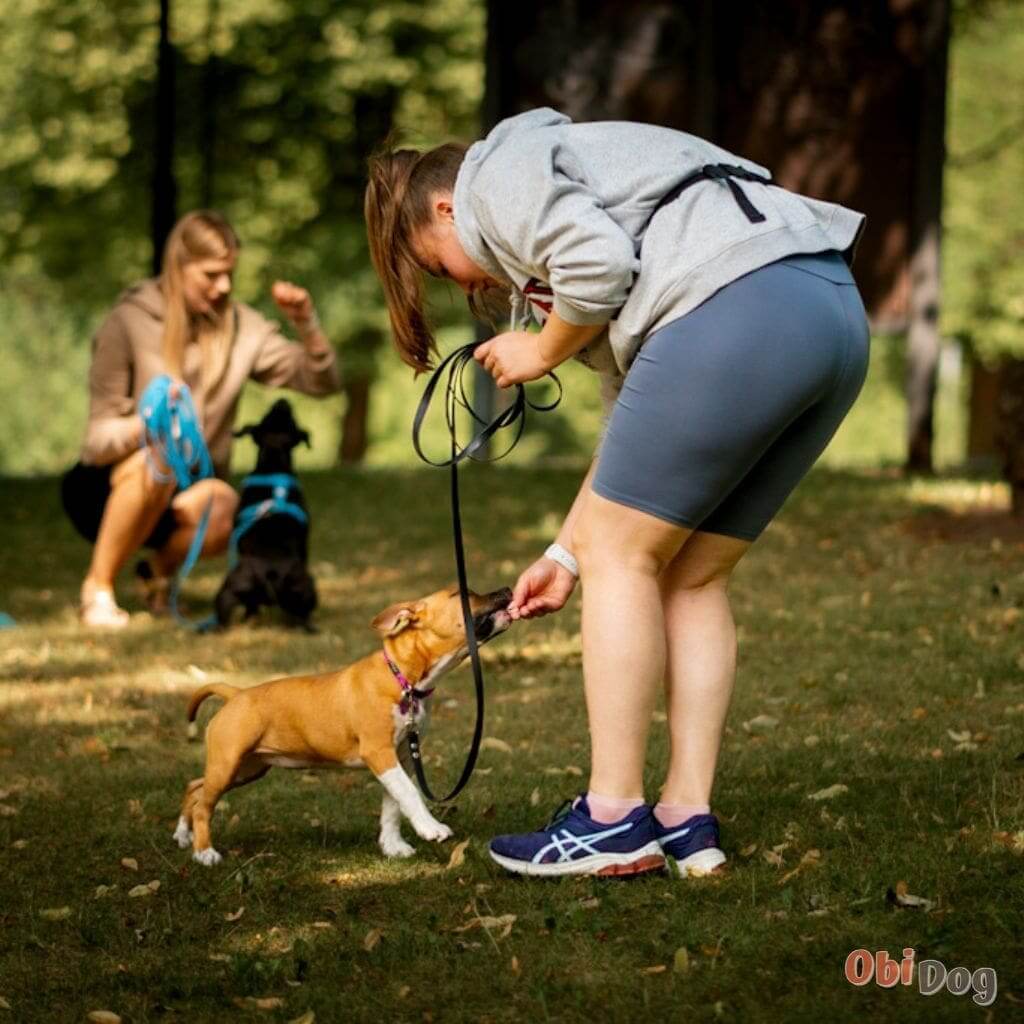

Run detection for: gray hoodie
[[453, 108, 865, 407]]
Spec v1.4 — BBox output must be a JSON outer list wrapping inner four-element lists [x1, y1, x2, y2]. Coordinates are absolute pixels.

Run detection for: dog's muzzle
[[472, 587, 513, 642]]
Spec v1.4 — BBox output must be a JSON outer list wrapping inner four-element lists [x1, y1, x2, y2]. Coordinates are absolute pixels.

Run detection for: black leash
[[408, 341, 561, 801]]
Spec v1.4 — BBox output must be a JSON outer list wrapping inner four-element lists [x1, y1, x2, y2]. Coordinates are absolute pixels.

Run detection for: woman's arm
[[474, 310, 606, 388]]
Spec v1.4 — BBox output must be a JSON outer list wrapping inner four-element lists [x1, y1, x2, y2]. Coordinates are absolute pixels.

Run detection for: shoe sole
[[675, 847, 728, 877], [489, 841, 666, 878]]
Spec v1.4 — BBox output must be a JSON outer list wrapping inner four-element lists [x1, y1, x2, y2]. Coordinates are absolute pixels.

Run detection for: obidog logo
[[844, 949, 996, 1007]]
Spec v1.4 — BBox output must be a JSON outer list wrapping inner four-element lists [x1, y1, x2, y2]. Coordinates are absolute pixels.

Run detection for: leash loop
[[408, 341, 562, 802]]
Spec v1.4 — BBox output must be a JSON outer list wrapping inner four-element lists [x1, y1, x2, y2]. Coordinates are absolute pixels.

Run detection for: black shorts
[[61, 462, 178, 550]]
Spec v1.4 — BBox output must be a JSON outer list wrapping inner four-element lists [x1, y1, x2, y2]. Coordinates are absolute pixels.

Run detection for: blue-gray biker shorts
[[592, 250, 870, 541]]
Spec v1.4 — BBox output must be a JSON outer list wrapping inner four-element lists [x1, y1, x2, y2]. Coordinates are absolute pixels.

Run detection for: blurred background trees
[[0, 0, 1022, 511]]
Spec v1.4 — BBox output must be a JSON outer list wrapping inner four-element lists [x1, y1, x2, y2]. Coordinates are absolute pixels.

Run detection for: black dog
[[212, 400, 317, 630]]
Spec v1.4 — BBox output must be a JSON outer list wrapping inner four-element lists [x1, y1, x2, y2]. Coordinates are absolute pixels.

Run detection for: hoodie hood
[[453, 108, 571, 288], [116, 277, 166, 321]]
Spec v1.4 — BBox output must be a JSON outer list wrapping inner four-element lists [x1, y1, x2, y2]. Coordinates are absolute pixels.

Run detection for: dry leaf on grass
[[0, 805, 17, 818], [287, 1012, 315, 1024], [446, 839, 470, 870], [480, 737, 512, 753], [739, 844, 758, 858], [86, 1012, 121, 1023], [807, 784, 848, 802], [947, 729, 972, 744], [778, 849, 821, 885], [639, 964, 667, 975], [530, 787, 541, 807], [886, 880, 934, 912], [120, 858, 138, 872], [39, 907, 71, 921], [673, 947, 690, 974], [511, 956, 521, 975], [452, 914, 516, 939], [233, 997, 284, 1011], [94, 885, 116, 899], [225, 907, 245, 922], [128, 881, 160, 898], [743, 715, 779, 734], [363, 928, 383, 951], [0, 996, 11, 1011]]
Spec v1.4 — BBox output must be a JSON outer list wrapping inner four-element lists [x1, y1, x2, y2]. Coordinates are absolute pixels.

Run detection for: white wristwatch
[[544, 542, 579, 578]]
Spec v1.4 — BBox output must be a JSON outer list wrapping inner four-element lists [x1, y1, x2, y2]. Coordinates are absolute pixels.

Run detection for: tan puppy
[[173, 585, 513, 865]]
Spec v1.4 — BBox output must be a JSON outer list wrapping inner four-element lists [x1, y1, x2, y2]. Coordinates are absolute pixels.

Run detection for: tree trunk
[[151, 0, 177, 272], [904, 0, 950, 474], [967, 356, 1002, 467], [996, 359, 1024, 517], [339, 376, 371, 464]]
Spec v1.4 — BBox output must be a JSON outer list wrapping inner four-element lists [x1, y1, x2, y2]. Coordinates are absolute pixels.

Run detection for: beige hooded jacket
[[80, 279, 341, 477]]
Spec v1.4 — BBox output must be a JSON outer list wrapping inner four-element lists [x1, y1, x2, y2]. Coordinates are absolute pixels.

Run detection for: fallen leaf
[[39, 907, 72, 921], [887, 880, 934, 912], [673, 947, 690, 974], [287, 1012, 315, 1024], [398, 986, 411, 998], [639, 964, 667, 975], [452, 914, 517, 938], [363, 928, 383, 951], [0, 996, 10, 1010], [86, 1013, 122, 1024], [187, 664, 209, 681], [127, 799, 143, 817], [564, 765, 582, 776], [779, 849, 821, 885], [947, 729, 972, 744], [446, 839, 470, 870], [11, 840, 27, 850], [225, 907, 245, 922], [743, 715, 779, 734], [233, 997, 284, 1011], [128, 881, 160, 899], [120, 857, 138, 872], [0, 805, 17, 817], [739, 844, 758, 858], [94, 885, 117, 899], [763, 849, 784, 868], [480, 737, 512, 753], [510, 956, 520, 975], [807, 784, 848, 802], [530, 787, 541, 807]]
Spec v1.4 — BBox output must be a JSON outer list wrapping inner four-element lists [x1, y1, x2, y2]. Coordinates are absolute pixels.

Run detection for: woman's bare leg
[[657, 531, 750, 807], [571, 491, 690, 800], [149, 479, 238, 578]]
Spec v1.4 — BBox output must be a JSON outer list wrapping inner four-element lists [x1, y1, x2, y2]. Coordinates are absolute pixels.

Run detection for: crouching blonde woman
[[62, 210, 342, 627]]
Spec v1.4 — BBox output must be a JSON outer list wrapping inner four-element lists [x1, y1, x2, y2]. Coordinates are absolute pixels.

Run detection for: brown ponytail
[[364, 141, 468, 372]]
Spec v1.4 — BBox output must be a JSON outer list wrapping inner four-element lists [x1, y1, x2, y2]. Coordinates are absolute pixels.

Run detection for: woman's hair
[[364, 141, 470, 372], [159, 209, 240, 398]]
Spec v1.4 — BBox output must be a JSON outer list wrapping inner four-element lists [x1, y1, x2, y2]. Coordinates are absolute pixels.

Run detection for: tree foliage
[[944, 0, 1024, 362]]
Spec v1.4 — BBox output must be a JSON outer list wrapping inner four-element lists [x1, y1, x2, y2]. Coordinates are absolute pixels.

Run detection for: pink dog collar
[[382, 650, 435, 715]]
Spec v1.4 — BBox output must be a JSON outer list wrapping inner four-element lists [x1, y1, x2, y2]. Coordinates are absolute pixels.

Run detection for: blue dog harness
[[228, 473, 308, 567]]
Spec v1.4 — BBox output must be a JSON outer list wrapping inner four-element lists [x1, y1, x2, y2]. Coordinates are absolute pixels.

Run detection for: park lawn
[[0, 463, 1022, 1023]]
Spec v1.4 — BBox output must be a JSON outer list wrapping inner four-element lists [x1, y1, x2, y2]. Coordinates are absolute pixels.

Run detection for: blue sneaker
[[489, 796, 665, 877], [654, 814, 727, 877]]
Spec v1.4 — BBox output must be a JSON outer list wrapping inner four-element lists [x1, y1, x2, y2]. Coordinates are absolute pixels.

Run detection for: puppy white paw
[[192, 846, 223, 867], [172, 817, 194, 849], [380, 837, 416, 859], [414, 818, 453, 843]]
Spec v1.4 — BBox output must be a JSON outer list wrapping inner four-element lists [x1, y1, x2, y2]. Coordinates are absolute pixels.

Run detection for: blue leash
[[138, 375, 214, 627]]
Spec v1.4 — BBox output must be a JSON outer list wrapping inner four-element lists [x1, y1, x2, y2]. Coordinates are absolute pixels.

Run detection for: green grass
[[1, 462, 1022, 1022]]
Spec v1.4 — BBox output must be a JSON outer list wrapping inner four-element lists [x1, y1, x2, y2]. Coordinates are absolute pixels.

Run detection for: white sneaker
[[80, 588, 129, 629]]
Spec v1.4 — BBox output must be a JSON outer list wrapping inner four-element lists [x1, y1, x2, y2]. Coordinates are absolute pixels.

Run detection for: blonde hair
[[159, 209, 240, 398], [364, 142, 472, 372]]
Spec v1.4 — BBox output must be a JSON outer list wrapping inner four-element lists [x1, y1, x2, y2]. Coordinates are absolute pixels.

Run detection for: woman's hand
[[508, 556, 578, 620], [474, 331, 551, 388], [271, 280, 315, 325]]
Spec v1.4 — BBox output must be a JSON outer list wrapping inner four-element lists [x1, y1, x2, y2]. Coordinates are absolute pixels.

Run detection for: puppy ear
[[370, 602, 417, 637], [233, 425, 255, 439], [299, 430, 311, 448]]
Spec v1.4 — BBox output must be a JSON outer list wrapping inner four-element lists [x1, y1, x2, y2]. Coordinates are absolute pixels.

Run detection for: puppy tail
[[186, 684, 240, 729]]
